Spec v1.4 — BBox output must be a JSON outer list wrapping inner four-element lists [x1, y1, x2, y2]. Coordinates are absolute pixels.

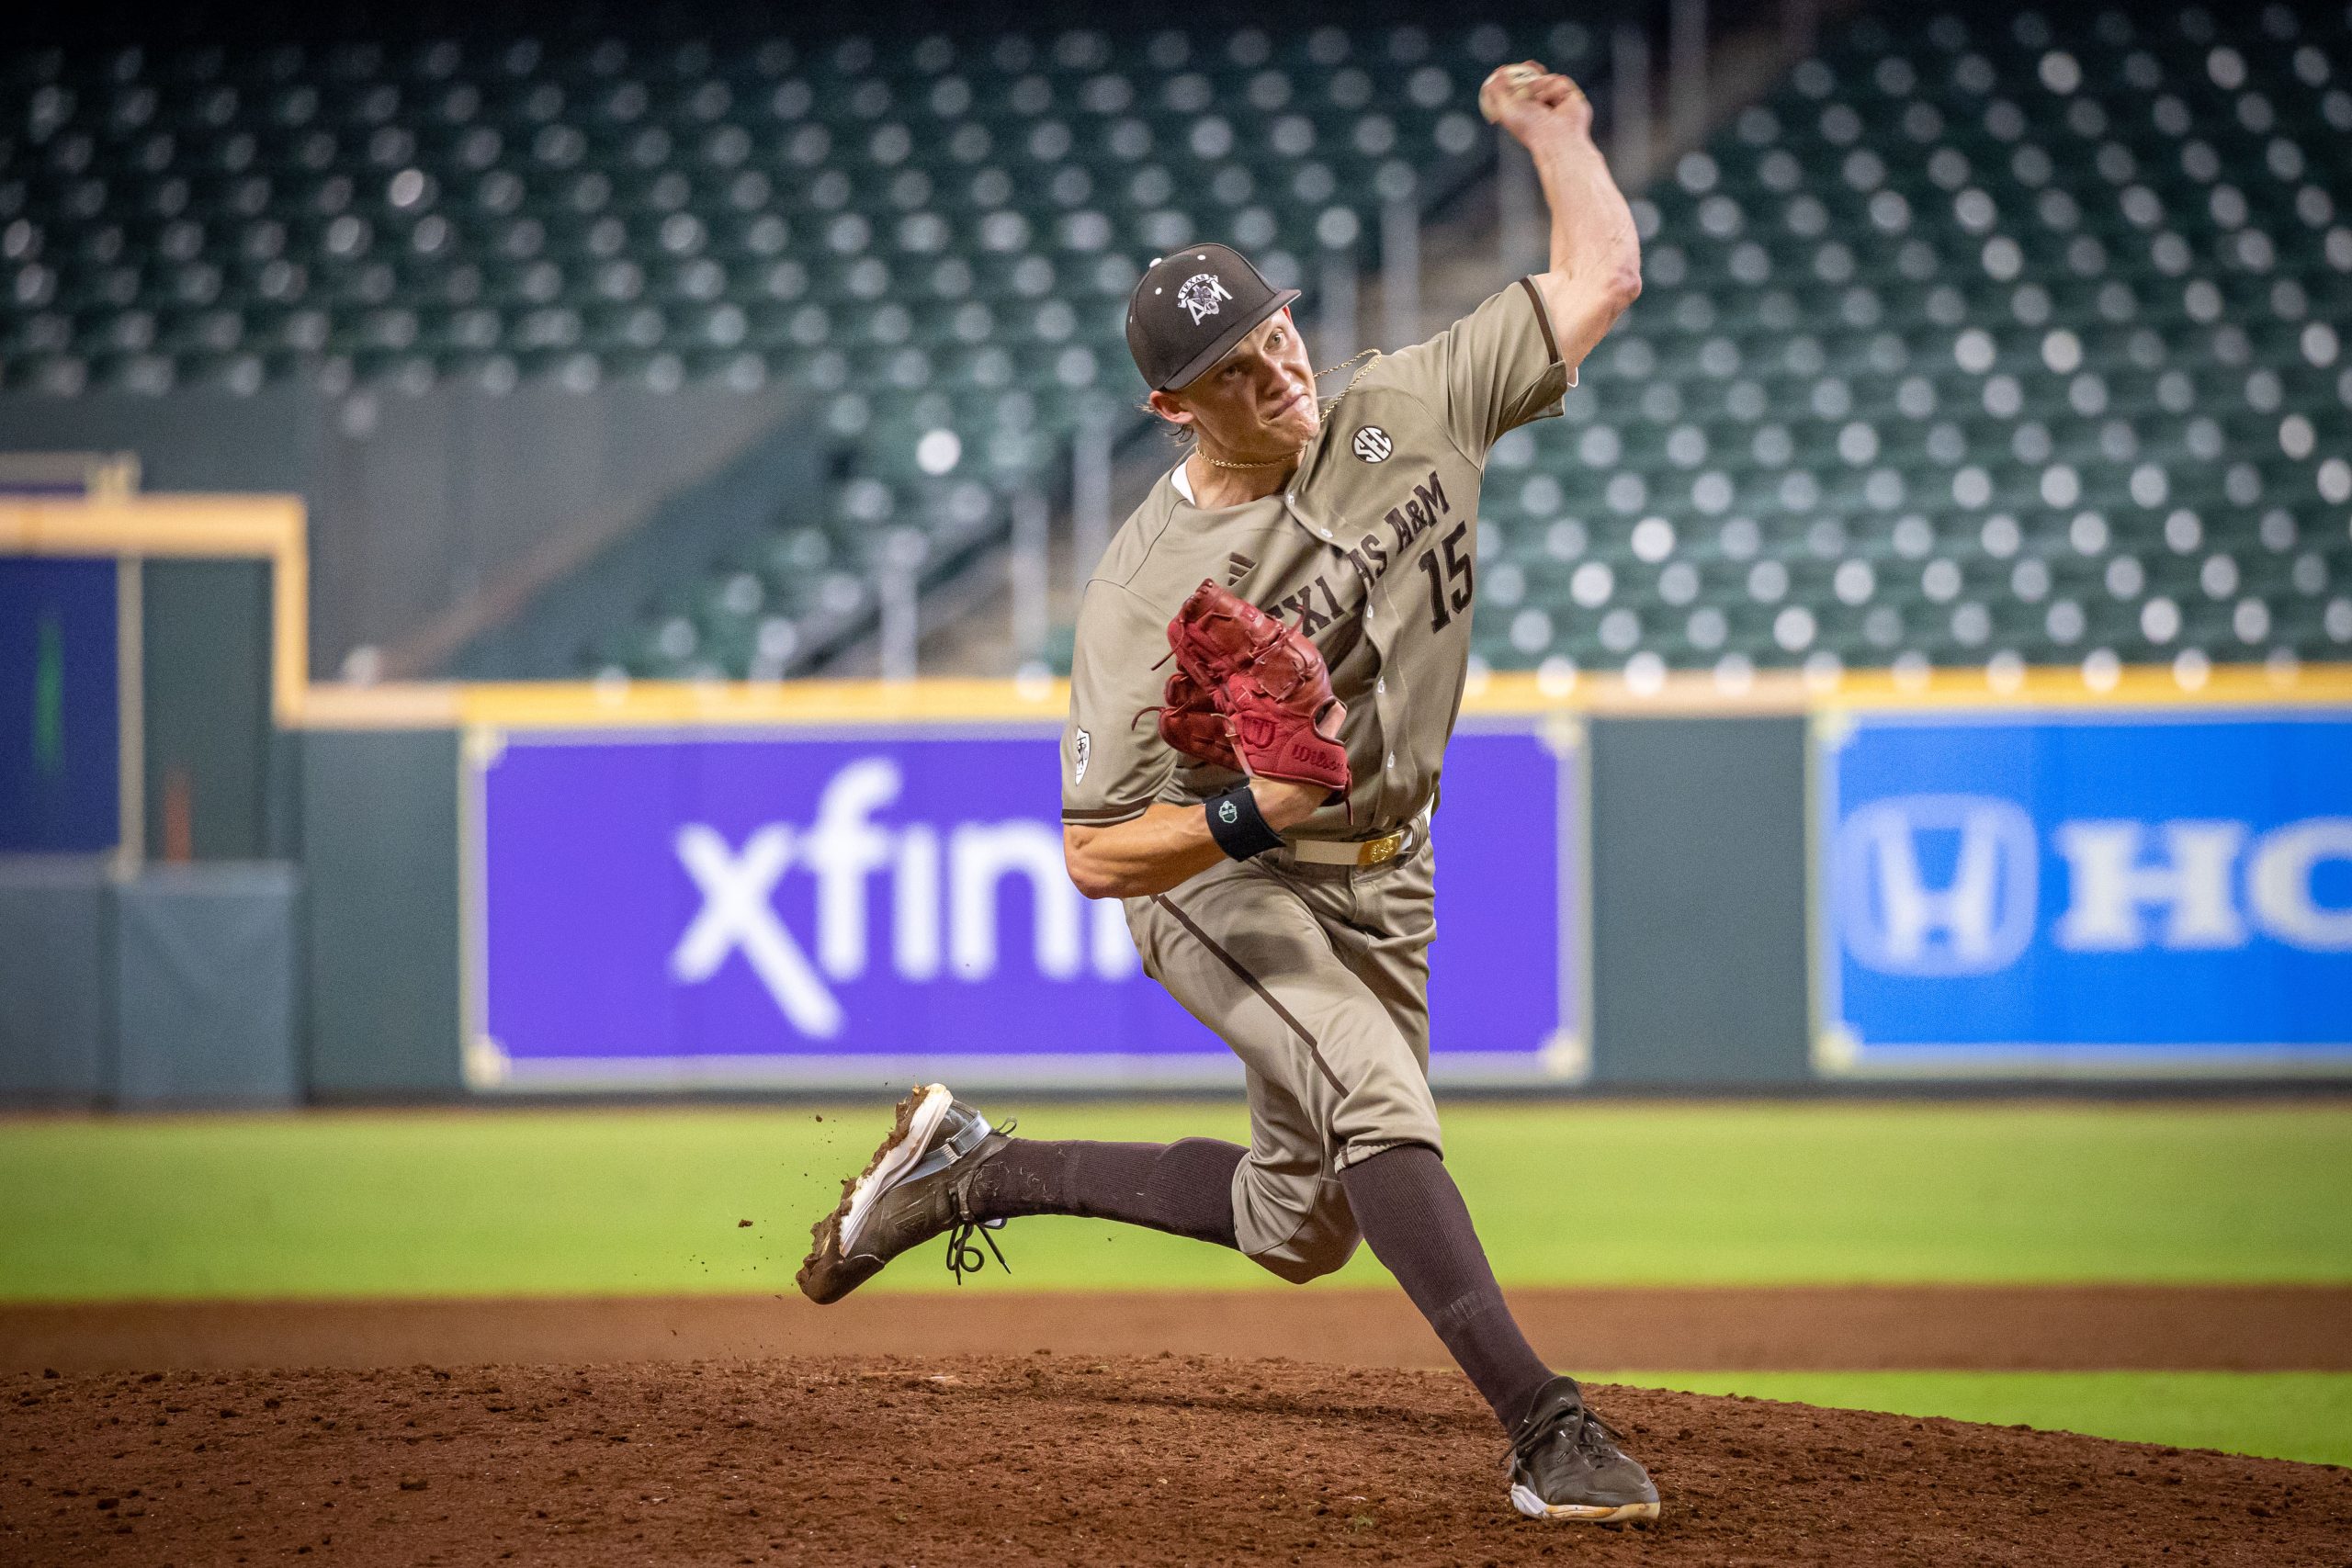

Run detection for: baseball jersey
[[1061, 278, 1573, 839]]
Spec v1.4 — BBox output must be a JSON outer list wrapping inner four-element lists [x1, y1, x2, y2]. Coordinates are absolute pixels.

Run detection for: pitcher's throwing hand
[[1479, 60, 1593, 139]]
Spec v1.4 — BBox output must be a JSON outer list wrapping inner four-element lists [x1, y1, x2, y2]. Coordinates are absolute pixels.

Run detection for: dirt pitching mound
[[7, 1354, 2346, 1566]]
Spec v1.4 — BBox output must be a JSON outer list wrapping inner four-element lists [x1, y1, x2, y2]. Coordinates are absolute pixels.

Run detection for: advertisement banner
[[0, 558, 119, 855], [468, 721, 1580, 1089], [1817, 708, 2352, 1075]]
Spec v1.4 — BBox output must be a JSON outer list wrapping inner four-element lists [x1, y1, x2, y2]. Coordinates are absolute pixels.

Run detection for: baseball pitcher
[[801, 62, 1656, 1523]]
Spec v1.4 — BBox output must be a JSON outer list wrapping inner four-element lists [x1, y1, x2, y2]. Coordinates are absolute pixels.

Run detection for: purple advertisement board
[[467, 721, 1581, 1090]]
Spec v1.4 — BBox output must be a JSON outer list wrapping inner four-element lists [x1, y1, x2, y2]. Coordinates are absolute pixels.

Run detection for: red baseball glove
[[1152, 662, 1243, 773], [1154, 580, 1351, 796]]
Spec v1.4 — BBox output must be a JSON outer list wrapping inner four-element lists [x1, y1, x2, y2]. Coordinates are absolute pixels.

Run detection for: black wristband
[[1204, 785, 1285, 861]]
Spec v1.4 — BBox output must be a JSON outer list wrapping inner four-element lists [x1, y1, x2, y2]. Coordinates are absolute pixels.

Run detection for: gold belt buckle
[[1358, 830, 1404, 867]]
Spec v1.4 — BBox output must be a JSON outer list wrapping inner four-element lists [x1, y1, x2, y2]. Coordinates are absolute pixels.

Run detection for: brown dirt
[[6, 1354, 2348, 1567], [5, 1285, 2347, 1374]]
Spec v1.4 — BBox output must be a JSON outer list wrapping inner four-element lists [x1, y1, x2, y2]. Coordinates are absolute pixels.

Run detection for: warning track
[[5, 1284, 2347, 1374]]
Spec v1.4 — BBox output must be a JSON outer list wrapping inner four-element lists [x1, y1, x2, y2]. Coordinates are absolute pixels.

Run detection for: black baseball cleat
[[1505, 1376, 1662, 1524], [796, 1083, 1015, 1305]]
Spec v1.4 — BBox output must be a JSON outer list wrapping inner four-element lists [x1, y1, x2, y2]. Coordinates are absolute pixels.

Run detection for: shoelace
[[944, 1217, 1009, 1284], [941, 1111, 1017, 1285]]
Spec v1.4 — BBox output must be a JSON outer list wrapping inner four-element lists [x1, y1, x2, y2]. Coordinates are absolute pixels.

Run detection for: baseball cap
[[1125, 243, 1303, 392]]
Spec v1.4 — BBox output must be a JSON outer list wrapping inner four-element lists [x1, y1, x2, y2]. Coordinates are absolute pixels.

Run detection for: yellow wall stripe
[[292, 661, 2352, 731], [1, 496, 310, 724]]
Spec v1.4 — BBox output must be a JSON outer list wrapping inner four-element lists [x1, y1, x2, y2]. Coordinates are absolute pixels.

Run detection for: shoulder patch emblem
[[1073, 728, 1091, 784], [1351, 426, 1394, 464]]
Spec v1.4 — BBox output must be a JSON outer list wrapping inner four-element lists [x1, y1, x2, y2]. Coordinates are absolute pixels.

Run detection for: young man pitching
[[800, 62, 1655, 1523]]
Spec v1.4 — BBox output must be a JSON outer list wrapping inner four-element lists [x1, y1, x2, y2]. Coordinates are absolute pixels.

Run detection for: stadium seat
[[5, 8, 2342, 678], [5, 19, 1600, 675], [1470, 0, 2351, 679]]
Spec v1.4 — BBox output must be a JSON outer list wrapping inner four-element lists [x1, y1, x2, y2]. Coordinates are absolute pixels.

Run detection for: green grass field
[[5, 1100, 2348, 1466], [5, 1100, 2346, 1300], [1611, 1372, 2352, 1469]]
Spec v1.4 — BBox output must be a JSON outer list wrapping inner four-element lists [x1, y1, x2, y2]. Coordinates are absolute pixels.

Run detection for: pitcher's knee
[[1329, 1078, 1444, 1171], [1248, 1215, 1361, 1283], [1239, 1177, 1361, 1282], [1230, 1161, 1359, 1282]]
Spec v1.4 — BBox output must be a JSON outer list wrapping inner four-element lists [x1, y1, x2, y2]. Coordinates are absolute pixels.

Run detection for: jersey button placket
[[1283, 491, 1336, 546]]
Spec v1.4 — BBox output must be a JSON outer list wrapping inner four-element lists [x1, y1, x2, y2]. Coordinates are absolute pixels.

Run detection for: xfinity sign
[[1820, 711, 2352, 1074], [666, 757, 1139, 1037], [470, 726, 1577, 1089]]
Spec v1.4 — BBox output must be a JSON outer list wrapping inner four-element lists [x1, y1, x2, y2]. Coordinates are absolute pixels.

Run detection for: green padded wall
[[1587, 716, 1812, 1088], [0, 857, 111, 1105], [112, 863, 301, 1108], [141, 558, 271, 862], [300, 728, 464, 1099]]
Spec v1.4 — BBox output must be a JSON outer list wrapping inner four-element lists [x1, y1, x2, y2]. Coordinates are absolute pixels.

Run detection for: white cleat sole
[[1510, 1483, 1660, 1524], [835, 1083, 954, 1258]]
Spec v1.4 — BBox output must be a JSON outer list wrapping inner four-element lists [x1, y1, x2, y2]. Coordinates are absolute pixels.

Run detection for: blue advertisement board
[[1817, 708, 2352, 1075], [0, 558, 119, 855], [467, 722, 1580, 1089]]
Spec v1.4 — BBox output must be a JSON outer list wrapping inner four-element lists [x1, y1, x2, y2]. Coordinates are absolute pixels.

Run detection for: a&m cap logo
[[1351, 425, 1394, 463], [1177, 273, 1233, 325]]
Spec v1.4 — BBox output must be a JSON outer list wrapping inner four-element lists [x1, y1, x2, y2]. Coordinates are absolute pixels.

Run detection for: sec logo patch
[[1351, 426, 1393, 463]]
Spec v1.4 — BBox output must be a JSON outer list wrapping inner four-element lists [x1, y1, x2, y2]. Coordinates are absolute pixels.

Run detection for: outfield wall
[[5, 498, 2350, 1101], [308, 679, 2350, 1098]]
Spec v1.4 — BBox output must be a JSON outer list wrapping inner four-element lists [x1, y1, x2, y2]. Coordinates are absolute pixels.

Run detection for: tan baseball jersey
[[1061, 278, 1571, 839], [1057, 278, 1576, 1277]]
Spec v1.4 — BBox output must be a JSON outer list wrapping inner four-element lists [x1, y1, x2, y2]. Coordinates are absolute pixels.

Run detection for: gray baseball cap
[[1125, 243, 1303, 392]]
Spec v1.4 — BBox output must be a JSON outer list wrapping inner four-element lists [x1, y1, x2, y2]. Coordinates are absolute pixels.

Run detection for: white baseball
[[1479, 64, 1546, 123]]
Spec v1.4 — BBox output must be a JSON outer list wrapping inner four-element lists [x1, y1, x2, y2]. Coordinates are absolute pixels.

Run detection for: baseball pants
[[1123, 828, 1442, 1283]]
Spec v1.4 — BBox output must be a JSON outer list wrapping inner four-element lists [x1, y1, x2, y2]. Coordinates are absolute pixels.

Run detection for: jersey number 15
[[1416, 521, 1475, 633]]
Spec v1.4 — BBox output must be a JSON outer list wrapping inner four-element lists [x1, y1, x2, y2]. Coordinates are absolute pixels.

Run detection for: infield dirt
[[9, 1354, 2348, 1567]]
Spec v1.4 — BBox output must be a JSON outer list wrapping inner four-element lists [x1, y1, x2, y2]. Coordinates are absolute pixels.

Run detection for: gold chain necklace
[[1201, 350, 1381, 469]]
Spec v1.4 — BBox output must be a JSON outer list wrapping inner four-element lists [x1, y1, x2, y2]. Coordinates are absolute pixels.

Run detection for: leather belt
[[1288, 825, 1410, 868]]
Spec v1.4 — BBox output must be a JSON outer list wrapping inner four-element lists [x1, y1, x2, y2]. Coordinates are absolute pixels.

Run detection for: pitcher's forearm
[[1063, 805, 1229, 900], [1532, 131, 1641, 297], [1064, 778, 1328, 899]]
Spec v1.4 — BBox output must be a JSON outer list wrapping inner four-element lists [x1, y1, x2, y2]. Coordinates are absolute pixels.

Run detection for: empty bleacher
[[0, 18, 1600, 678], [1473, 1, 2352, 685], [4, 6, 2346, 683]]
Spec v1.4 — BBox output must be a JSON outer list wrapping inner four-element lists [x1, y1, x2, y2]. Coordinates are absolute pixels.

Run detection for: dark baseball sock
[[1338, 1143, 1555, 1430], [967, 1137, 1244, 1249]]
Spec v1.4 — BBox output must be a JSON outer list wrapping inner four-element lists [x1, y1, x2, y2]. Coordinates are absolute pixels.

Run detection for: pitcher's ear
[[1147, 389, 1194, 429]]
